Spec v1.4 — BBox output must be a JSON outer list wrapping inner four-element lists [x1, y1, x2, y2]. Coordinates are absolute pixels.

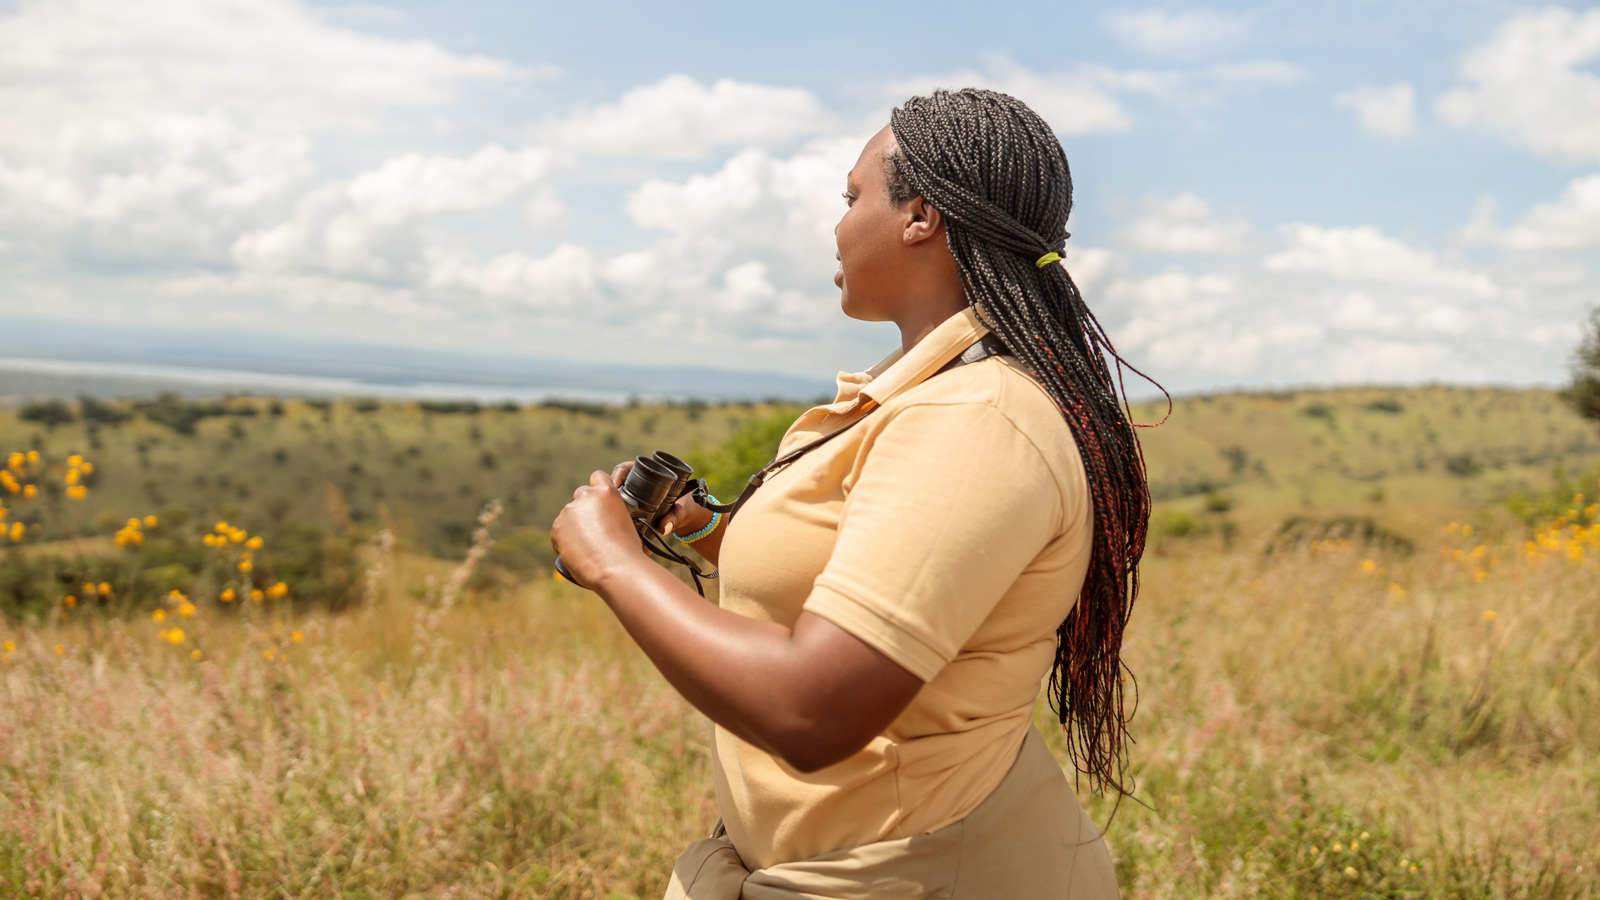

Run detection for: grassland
[[0, 387, 1597, 898]]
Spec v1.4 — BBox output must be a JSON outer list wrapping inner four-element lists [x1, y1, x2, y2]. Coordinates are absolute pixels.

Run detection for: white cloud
[[1082, 59, 1303, 109], [1115, 193, 1250, 255], [1264, 224, 1496, 296], [1103, 9, 1248, 58], [0, 0, 538, 270], [1085, 221, 1589, 390], [1461, 174, 1600, 251], [884, 58, 1134, 135], [0, 111, 312, 262], [427, 243, 597, 307], [1436, 7, 1600, 162], [540, 75, 832, 159], [0, 0, 531, 155], [232, 144, 559, 280], [1335, 83, 1416, 139]]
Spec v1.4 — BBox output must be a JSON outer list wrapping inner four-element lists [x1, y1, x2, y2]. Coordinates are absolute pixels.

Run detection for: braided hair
[[888, 88, 1152, 795]]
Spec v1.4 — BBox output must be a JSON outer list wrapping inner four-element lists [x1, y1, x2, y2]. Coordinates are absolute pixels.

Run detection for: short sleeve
[[804, 401, 1066, 681]]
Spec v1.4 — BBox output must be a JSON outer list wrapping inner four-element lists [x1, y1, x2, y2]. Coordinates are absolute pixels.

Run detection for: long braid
[[889, 89, 1153, 796]]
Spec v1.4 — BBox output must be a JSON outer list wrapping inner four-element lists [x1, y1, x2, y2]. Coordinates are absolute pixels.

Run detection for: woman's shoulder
[[878, 357, 1084, 478], [889, 357, 1071, 437]]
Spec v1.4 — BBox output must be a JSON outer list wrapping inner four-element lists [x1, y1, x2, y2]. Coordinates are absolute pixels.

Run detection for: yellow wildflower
[[64, 468, 80, 486], [178, 602, 196, 618], [66, 454, 81, 467], [290, 631, 303, 643], [52, 644, 64, 655], [1344, 866, 1359, 879], [97, 582, 111, 597], [1388, 583, 1407, 599], [1350, 840, 1360, 851], [246, 535, 263, 550], [166, 628, 185, 644], [80, 462, 93, 475], [262, 647, 276, 661], [21, 484, 36, 499], [266, 582, 288, 599], [82, 581, 96, 595], [1360, 831, 1369, 840], [152, 609, 166, 623], [63, 594, 76, 608], [1360, 559, 1377, 574], [229, 529, 246, 544], [66, 485, 87, 500], [1462, 524, 1474, 537], [5, 452, 21, 471], [26, 450, 40, 464], [8, 522, 22, 542], [220, 588, 236, 603], [1483, 610, 1498, 622], [1472, 567, 1488, 582], [1, 640, 13, 653], [144, 515, 158, 529], [190, 649, 203, 661], [238, 560, 253, 573], [250, 589, 264, 602], [215, 521, 228, 533]]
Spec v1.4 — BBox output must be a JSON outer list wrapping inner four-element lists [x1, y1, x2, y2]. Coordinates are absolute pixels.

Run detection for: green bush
[[685, 407, 800, 498]]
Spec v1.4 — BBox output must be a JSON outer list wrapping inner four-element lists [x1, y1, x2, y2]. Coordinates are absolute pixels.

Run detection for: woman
[[551, 88, 1150, 899]]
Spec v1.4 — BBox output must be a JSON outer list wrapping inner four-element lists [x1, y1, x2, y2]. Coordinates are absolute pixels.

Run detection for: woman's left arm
[[551, 471, 924, 773]]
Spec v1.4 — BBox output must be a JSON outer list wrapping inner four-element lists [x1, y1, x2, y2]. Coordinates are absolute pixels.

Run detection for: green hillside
[[2, 385, 1595, 558]]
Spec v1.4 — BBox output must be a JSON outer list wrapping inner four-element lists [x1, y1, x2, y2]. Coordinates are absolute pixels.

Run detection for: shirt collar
[[827, 306, 989, 412]]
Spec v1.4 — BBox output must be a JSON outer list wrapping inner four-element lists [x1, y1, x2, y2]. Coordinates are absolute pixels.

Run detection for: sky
[[1, 0, 1598, 394]]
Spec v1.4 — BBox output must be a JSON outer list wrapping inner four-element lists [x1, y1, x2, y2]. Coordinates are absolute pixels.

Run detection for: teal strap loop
[[680, 495, 723, 544]]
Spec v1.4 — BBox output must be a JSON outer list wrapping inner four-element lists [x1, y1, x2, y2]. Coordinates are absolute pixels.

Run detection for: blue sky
[[1, 0, 1598, 393]]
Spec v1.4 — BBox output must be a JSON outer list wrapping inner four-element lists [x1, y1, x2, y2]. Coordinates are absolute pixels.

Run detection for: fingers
[[657, 494, 707, 536], [611, 460, 635, 484], [589, 470, 614, 489]]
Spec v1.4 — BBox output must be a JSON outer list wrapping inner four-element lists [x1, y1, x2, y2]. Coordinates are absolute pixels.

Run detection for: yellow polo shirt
[[712, 306, 1095, 870]]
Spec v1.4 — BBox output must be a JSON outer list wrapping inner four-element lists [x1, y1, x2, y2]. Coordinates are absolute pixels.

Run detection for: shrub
[[1562, 306, 1600, 425], [1264, 515, 1414, 555], [18, 400, 76, 428]]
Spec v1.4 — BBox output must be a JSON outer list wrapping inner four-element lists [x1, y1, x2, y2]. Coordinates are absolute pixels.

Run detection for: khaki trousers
[[663, 728, 1120, 899]]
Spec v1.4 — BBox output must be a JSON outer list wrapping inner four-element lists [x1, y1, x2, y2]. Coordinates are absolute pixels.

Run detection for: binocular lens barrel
[[652, 450, 693, 510], [618, 454, 678, 524]]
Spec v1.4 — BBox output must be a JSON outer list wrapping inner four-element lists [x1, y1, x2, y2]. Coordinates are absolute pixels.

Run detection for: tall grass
[[2, 519, 1594, 898]]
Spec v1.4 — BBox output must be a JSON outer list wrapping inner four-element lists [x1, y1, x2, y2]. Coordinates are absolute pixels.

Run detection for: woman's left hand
[[551, 471, 647, 588]]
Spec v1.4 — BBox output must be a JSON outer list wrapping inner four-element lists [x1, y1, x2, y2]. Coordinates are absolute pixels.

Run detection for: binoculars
[[553, 450, 703, 587]]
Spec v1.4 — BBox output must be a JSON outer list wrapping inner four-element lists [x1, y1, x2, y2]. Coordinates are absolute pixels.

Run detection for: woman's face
[[834, 126, 908, 322]]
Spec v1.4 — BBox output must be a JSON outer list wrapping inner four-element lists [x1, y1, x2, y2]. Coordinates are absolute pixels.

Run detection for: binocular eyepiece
[[554, 450, 699, 587]]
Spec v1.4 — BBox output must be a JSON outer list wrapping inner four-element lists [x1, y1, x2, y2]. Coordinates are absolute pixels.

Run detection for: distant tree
[[18, 399, 76, 428], [1564, 308, 1600, 425]]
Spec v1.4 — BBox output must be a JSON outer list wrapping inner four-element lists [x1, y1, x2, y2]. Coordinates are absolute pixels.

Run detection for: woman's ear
[[902, 195, 944, 247]]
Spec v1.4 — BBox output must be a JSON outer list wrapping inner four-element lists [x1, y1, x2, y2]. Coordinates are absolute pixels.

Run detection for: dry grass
[[2, 519, 1597, 897]]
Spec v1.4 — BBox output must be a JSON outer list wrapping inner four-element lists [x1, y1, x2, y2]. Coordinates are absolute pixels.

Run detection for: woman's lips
[[834, 267, 844, 288]]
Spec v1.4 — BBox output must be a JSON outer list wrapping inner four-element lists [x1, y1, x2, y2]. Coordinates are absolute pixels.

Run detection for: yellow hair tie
[[1035, 251, 1062, 268]]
